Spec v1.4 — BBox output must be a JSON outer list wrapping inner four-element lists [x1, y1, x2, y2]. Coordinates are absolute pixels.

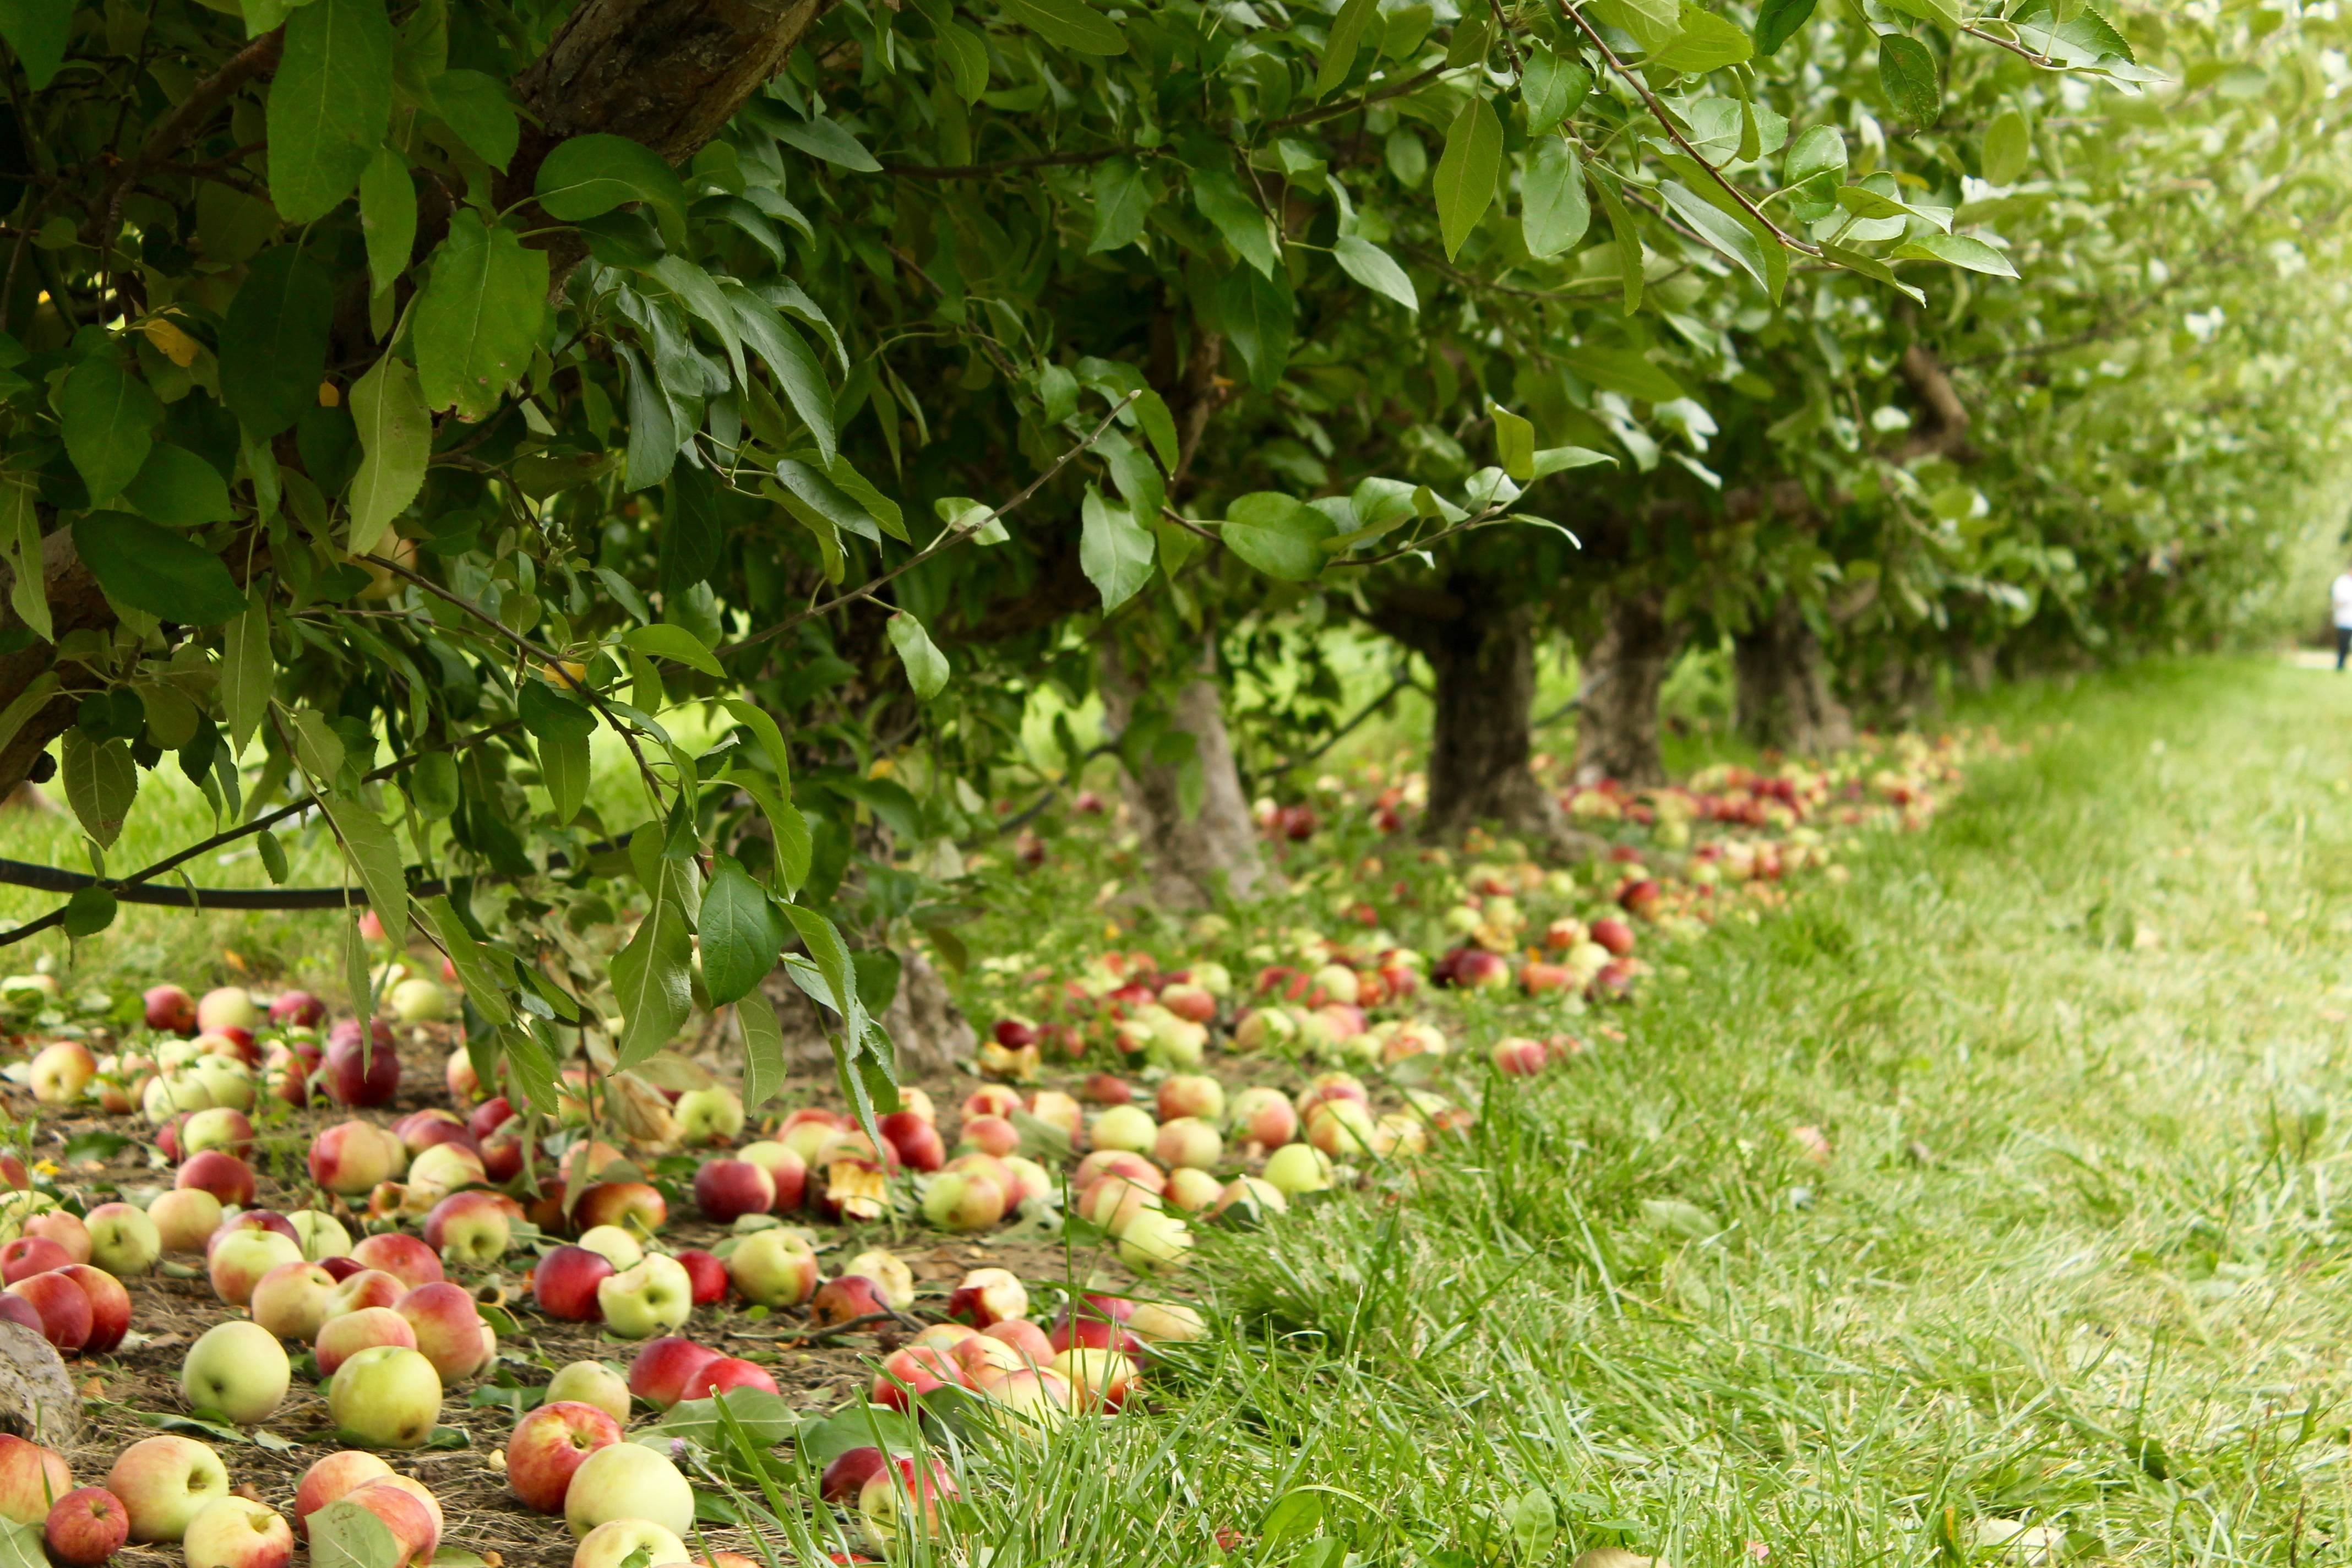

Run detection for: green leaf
[[1314, 0, 1380, 99], [720, 697, 792, 781], [0, 475, 46, 641], [122, 444, 234, 529], [1492, 406, 1535, 483], [1559, 345, 1686, 404], [771, 114, 882, 172], [1000, 0, 1126, 54], [1133, 390, 1180, 471], [518, 678, 596, 742], [1221, 492, 1335, 581], [1529, 446, 1616, 479], [73, 513, 244, 624], [886, 613, 950, 699], [1521, 137, 1589, 259], [421, 895, 512, 1027], [774, 458, 883, 543], [721, 284, 836, 464], [317, 787, 409, 940], [222, 603, 271, 755], [611, 887, 694, 1070], [1587, 0, 1679, 50], [1652, 4, 1752, 72], [1521, 47, 1592, 136], [308, 1498, 404, 1568], [414, 210, 549, 421], [1079, 485, 1155, 611], [1508, 1488, 1559, 1564], [1152, 515, 1202, 578], [1878, 34, 1942, 125], [1754, 0, 1817, 53], [59, 733, 136, 850], [1659, 182, 1775, 295], [1331, 236, 1418, 313], [221, 245, 336, 439], [737, 986, 788, 1108], [1191, 166, 1278, 278], [1820, 242, 1925, 305], [1216, 264, 1295, 391], [266, 0, 396, 224], [1982, 108, 2030, 185], [651, 255, 747, 388], [1434, 94, 1503, 260], [1784, 124, 1847, 186], [624, 622, 723, 677], [0, 1, 72, 88], [535, 134, 690, 228], [1893, 233, 2019, 278], [723, 767, 810, 897], [1593, 168, 1643, 315], [540, 733, 590, 824], [346, 356, 429, 556], [1088, 158, 1153, 254], [699, 858, 785, 1006], [59, 358, 159, 504], [431, 69, 519, 170]]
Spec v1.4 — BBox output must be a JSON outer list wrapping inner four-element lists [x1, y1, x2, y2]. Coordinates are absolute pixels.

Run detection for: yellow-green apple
[[1078, 1177, 1158, 1237], [181, 1321, 289, 1423], [309, 1121, 403, 1196], [1051, 1347, 1139, 1411], [187, 1059, 254, 1112], [1213, 1175, 1291, 1222], [734, 1141, 807, 1209], [1305, 1098, 1376, 1158], [596, 1255, 692, 1340], [1129, 1300, 1207, 1343], [146, 1189, 222, 1254], [1088, 1105, 1157, 1155], [422, 1191, 513, 1266], [573, 1182, 667, 1235], [692, 1159, 774, 1223], [85, 1202, 160, 1276], [1163, 1167, 1223, 1212], [9, 1271, 91, 1350], [1117, 1208, 1191, 1275], [323, 1020, 400, 1109], [920, 1169, 1005, 1233], [1232, 1007, 1297, 1053], [950, 1332, 1021, 1386], [0, 1235, 69, 1283], [141, 1071, 213, 1124], [323, 1268, 405, 1319], [543, 1361, 630, 1424], [0, 1434, 70, 1524], [315, 1307, 416, 1376], [404, 1142, 486, 1202], [207, 1227, 302, 1306], [877, 1111, 945, 1172], [105, 1435, 228, 1542], [287, 1210, 352, 1263], [27, 1042, 95, 1107], [350, 1233, 442, 1291], [291, 1451, 392, 1537], [504, 1400, 622, 1512], [1370, 1112, 1428, 1157], [1023, 1091, 1082, 1144], [564, 1442, 693, 1538], [1262, 1143, 1334, 1196], [574, 1225, 643, 1271], [857, 1457, 959, 1551], [395, 1283, 487, 1381], [1155, 1075, 1224, 1123], [675, 1248, 727, 1305], [724, 1230, 816, 1307], [388, 977, 449, 1024], [181, 1496, 291, 1568], [251, 1262, 337, 1342], [180, 1108, 254, 1159], [573, 1519, 688, 1568], [194, 987, 260, 1035], [945, 1266, 1027, 1328], [530, 1245, 613, 1320], [144, 985, 197, 1035], [674, 1085, 744, 1145], [1000, 1154, 1053, 1207], [57, 1265, 130, 1354], [1226, 1087, 1298, 1151], [843, 1249, 914, 1310], [175, 1151, 255, 1208], [626, 1337, 718, 1409], [778, 1110, 846, 1166], [1152, 1118, 1222, 1170], [328, 1346, 443, 1447], [42, 1485, 128, 1566]]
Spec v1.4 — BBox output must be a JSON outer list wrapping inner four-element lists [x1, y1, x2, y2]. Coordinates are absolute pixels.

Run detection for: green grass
[[953, 656, 2352, 1567]]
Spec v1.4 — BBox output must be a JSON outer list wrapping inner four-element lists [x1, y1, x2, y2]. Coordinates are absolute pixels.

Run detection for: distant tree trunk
[[1733, 596, 1855, 756], [1420, 597, 1566, 842], [1099, 643, 1265, 907], [1571, 590, 1675, 787]]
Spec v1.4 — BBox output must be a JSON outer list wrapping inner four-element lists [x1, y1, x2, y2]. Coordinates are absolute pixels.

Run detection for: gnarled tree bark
[[1098, 641, 1265, 908], [1733, 595, 1855, 756], [0, 0, 835, 798], [1570, 589, 1675, 787]]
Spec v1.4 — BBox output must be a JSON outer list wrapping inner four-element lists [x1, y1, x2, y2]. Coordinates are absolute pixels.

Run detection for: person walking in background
[[2333, 561, 2352, 668]]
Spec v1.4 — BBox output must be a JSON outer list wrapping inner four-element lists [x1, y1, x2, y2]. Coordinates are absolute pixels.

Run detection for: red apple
[[350, 1233, 443, 1291], [269, 991, 325, 1027], [467, 1097, 514, 1142], [810, 1274, 889, 1327], [0, 1237, 68, 1284], [57, 1265, 130, 1355], [687, 1357, 777, 1400], [819, 1447, 888, 1504], [144, 984, 197, 1036], [627, 1337, 720, 1409], [504, 1400, 622, 1513], [7, 1272, 91, 1352], [324, 1020, 400, 1108], [572, 1181, 666, 1234], [675, 1250, 728, 1306], [692, 1161, 775, 1223], [43, 1486, 128, 1566], [1082, 1073, 1133, 1106], [395, 1282, 488, 1381], [292, 1451, 393, 1538], [1591, 916, 1636, 956], [531, 1245, 614, 1321], [877, 1112, 945, 1172], [175, 1151, 256, 1208]]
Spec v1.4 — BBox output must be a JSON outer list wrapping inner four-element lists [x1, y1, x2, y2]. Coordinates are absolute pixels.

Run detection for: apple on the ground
[[0, 1434, 70, 1525], [58, 1265, 131, 1354], [674, 1248, 727, 1304], [573, 1519, 688, 1568], [574, 1225, 643, 1271], [563, 1442, 693, 1538], [596, 1255, 692, 1340], [84, 1202, 160, 1276], [105, 1435, 229, 1542], [350, 1233, 443, 1291], [530, 1245, 614, 1321], [7, 1271, 90, 1351], [292, 1451, 392, 1537], [322, 1268, 404, 1319], [946, 1266, 1028, 1328], [542, 1360, 630, 1424], [28, 1042, 95, 1107], [627, 1337, 717, 1409], [327, 1346, 443, 1449], [146, 1189, 222, 1254], [422, 1191, 514, 1266], [396, 1283, 488, 1381], [42, 1485, 128, 1567], [724, 1230, 816, 1307], [504, 1399, 622, 1512], [181, 1496, 292, 1568], [206, 1228, 303, 1308], [314, 1307, 416, 1375]]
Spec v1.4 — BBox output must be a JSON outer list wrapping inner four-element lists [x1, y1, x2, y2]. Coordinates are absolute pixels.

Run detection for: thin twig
[[883, 147, 1136, 179], [1262, 61, 1452, 132]]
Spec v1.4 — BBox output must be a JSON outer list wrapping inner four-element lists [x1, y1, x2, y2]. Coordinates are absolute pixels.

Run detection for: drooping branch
[[1894, 343, 1975, 462]]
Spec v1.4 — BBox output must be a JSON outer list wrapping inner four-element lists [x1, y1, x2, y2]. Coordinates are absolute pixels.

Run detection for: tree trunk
[[1098, 643, 1265, 908], [0, 0, 834, 798], [1733, 596, 1855, 756], [1419, 596, 1572, 843], [1571, 590, 1675, 787]]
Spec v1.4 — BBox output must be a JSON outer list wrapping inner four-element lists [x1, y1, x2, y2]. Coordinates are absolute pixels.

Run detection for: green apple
[[286, 1210, 351, 1263], [563, 1442, 693, 1538], [543, 1360, 631, 1424], [84, 1201, 161, 1276], [595, 1255, 692, 1339], [327, 1346, 444, 1449], [181, 1320, 291, 1424], [574, 1224, 643, 1271], [573, 1518, 688, 1568]]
